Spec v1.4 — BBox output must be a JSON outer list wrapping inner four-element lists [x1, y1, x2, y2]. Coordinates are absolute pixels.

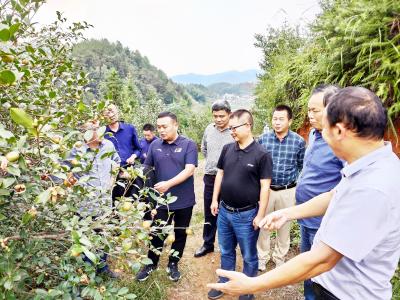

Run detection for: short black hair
[[311, 84, 341, 107], [230, 109, 254, 130], [326, 87, 387, 140], [142, 123, 155, 131], [211, 100, 231, 113], [273, 105, 293, 120], [157, 111, 178, 122]]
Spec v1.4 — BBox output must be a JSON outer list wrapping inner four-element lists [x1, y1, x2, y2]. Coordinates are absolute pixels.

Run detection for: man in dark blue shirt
[[139, 123, 158, 164], [103, 104, 141, 202], [296, 85, 344, 300], [136, 111, 198, 283]]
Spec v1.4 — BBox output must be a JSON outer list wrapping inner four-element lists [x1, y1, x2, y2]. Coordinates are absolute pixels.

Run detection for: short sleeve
[[144, 142, 155, 167], [217, 144, 228, 170], [185, 140, 198, 166], [258, 152, 272, 179], [319, 188, 391, 262]]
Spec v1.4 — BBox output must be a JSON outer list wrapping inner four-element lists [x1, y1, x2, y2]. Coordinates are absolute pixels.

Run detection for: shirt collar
[[234, 139, 256, 152], [213, 123, 230, 133], [273, 130, 291, 141], [341, 142, 392, 178], [162, 135, 182, 146], [106, 121, 126, 133]]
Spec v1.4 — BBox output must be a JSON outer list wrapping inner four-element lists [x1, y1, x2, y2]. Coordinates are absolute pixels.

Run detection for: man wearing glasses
[[207, 109, 272, 300], [257, 105, 305, 271]]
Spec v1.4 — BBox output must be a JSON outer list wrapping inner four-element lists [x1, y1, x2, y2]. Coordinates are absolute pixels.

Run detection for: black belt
[[270, 181, 296, 191], [221, 201, 258, 213], [312, 282, 340, 300]]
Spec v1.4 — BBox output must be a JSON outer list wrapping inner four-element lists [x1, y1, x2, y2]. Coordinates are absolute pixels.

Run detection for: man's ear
[[335, 123, 346, 140]]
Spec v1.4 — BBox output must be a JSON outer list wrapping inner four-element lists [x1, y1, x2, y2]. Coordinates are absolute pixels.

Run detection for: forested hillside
[[73, 39, 191, 105]]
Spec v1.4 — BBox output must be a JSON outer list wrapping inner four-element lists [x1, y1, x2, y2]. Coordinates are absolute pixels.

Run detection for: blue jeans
[[217, 205, 259, 283], [300, 225, 318, 300]]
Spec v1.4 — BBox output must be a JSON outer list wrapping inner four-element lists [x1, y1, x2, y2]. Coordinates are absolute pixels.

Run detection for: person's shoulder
[[204, 123, 215, 132], [289, 130, 305, 142], [102, 139, 116, 150]]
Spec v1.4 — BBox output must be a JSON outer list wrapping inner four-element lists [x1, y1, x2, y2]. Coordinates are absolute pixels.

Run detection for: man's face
[[103, 105, 119, 124], [308, 92, 324, 130], [143, 130, 155, 142], [229, 116, 250, 142], [157, 117, 178, 142], [272, 110, 292, 134], [212, 109, 230, 130]]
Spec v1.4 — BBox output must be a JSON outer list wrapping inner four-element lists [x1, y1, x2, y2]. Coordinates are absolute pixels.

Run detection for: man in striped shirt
[[257, 105, 305, 271]]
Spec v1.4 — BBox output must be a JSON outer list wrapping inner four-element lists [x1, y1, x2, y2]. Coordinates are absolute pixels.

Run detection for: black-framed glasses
[[228, 123, 248, 131]]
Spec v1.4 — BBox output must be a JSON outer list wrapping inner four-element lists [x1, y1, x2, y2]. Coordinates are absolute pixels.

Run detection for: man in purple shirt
[[136, 111, 198, 283], [208, 87, 400, 300], [139, 123, 158, 164], [103, 104, 141, 202]]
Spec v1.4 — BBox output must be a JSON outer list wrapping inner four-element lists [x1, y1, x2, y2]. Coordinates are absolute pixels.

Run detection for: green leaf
[[6, 165, 20, 177], [0, 127, 14, 139], [117, 287, 129, 296], [35, 188, 51, 204], [0, 189, 10, 196], [0, 70, 16, 84], [36, 274, 44, 285], [10, 108, 33, 130], [8, 23, 20, 37], [82, 248, 97, 264], [71, 230, 80, 243], [79, 234, 92, 247], [3, 280, 13, 290], [0, 25, 10, 42], [83, 130, 93, 142], [0, 213, 6, 221], [141, 257, 153, 265], [22, 212, 33, 224], [2, 178, 15, 188]]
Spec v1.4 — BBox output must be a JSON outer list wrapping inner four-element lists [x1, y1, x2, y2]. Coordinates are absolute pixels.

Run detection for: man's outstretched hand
[[259, 210, 289, 231], [207, 269, 256, 296]]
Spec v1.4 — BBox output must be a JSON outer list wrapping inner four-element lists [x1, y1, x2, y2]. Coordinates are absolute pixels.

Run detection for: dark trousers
[[312, 283, 340, 300], [202, 174, 217, 248], [148, 206, 193, 266]]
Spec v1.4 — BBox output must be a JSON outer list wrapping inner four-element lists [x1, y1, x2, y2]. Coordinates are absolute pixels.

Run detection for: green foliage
[[0, 1, 177, 299], [73, 39, 192, 105], [254, 0, 400, 134]]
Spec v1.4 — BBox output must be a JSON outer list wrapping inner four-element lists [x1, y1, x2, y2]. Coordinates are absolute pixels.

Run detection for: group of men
[[62, 85, 399, 300]]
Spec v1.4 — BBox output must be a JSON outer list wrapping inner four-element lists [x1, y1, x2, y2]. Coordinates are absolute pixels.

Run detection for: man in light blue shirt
[[207, 87, 400, 300], [296, 85, 343, 300]]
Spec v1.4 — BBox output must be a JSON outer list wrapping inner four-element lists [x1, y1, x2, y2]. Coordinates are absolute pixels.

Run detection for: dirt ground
[[166, 161, 303, 300]]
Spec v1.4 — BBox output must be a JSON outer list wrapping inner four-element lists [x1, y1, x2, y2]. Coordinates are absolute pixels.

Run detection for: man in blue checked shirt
[[257, 105, 305, 271]]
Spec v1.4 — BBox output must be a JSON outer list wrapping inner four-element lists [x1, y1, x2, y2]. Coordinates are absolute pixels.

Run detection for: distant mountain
[[172, 69, 259, 85]]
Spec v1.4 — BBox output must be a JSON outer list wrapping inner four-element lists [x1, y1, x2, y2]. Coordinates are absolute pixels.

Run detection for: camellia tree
[[0, 1, 177, 299]]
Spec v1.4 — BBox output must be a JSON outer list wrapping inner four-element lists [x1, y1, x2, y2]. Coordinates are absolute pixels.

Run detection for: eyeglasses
[[228, 123, 248, 131]]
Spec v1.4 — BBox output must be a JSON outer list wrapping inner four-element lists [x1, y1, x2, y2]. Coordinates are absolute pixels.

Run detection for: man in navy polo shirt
[[103, 104, 141, 202], [139, 123, 158, 164], [208, 109, 272, 300], [136, 111, 198, 282]]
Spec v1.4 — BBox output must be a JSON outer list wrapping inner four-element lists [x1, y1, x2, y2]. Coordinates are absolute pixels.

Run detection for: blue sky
[[35, 0, 320, 76]]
